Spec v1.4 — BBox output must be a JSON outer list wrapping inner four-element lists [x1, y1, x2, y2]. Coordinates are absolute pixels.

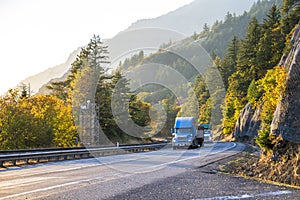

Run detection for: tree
[[238, 17, 262, 79], [219, 36, 240, 89], [203, 23, 210, 32], [159, 97, 180, 138], [281, 0, 300, 34], [200, 23, 210, 37], [255, 66, 287, 151], [19, 83, 31, 99], [256, 4, 284, 78], [0, 90, 78, 149], [48, 35, 109, 103]]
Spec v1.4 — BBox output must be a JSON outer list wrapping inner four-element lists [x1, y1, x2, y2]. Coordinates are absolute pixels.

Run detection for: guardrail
[[0, 143, 169, 168]]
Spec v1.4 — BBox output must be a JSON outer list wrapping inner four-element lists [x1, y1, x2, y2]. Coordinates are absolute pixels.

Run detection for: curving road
[[0, 142, 299, 200]]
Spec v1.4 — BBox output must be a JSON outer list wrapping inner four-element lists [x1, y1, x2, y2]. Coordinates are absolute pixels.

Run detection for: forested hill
[[118, 0, 300, 186], [201, 0, 282, 58], [117, 0, 284, 129], [20, 0, 257, 95]]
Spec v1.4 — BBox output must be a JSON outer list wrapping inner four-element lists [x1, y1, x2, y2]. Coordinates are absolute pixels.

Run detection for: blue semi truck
[[171, 117, 204, 149]]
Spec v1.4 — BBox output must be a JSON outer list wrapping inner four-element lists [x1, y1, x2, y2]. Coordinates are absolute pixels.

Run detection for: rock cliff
[[234, 21, 300, 143], [234, 103, 262, 142], [271, 21, 300, 143]]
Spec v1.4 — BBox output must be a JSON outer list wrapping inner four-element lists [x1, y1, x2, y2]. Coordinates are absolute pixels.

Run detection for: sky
[[0, 0, 193, 95]]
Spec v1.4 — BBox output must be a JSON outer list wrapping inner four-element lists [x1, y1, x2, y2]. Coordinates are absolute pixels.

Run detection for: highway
[[0, 142, 299, 200]]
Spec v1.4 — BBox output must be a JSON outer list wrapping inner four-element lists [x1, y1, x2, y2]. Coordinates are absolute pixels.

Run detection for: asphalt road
[[0, 142, 299, 200]]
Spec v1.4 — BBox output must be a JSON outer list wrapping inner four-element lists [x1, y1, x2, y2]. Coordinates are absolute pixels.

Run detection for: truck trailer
[[171, 117, 204, 149]]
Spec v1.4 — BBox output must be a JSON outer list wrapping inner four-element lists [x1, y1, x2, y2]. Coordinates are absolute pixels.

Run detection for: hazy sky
[[0, 0, 193, 94]]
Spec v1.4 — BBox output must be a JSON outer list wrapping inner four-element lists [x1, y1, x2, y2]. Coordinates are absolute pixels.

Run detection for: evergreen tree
[[238, 17, 262, 79], [48, 35, 109, 103], [219, 36, 240, 89], [257, 4, 284, 79], [281, 0, 300, 35], [19, 83, 30, 99]]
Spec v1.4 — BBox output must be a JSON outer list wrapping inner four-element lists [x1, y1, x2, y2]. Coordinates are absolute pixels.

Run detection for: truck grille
[[177, 136, 187, 141]]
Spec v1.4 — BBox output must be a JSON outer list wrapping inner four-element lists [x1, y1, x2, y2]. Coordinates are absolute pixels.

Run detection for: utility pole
[[79, 100, 100, 146]]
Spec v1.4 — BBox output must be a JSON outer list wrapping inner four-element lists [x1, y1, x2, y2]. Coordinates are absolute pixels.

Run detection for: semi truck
[[171, 117, 204, 149], [201, 124, 213, 143]]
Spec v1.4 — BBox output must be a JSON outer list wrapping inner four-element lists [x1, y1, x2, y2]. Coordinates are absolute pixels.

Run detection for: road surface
[[0, 142, 299, 199]]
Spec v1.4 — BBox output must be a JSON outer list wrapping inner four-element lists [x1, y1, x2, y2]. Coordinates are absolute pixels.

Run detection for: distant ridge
[[21, 0, 256, 93], [21, 48, 80, 94], [127, 0, 256, 35]]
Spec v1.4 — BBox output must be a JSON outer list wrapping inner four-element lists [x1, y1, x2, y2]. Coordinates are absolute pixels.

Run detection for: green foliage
[[238, 17, 262, 79], [202, 0, 281, 58], [119, 50, 144, 70], [219, 36, 240, 89], [246, 80, 262, 106], [256, 5, 285, 79], [199, 98, 212, 124], [192, 75, 211, 123], [280, 0, 300, 35], [95, 70, 151, 144], [220, 2, 293, 135], [159, 98, 180, 137], [47, 35, 109, 103]]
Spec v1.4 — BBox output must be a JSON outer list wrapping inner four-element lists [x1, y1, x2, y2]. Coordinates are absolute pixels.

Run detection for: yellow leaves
[[0, 92, 78, 149], [258, 66, 287, 107], [255, 66, 287, 151]]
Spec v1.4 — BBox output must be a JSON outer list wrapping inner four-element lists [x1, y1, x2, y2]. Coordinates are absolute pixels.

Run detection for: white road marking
[[0, 151, 172, 178], [0, 172, 133, 200], [0, 150, 214, 199], [196, 190, 292, 200], [0, 177, 60, 189], [0, 142, 236, 199]]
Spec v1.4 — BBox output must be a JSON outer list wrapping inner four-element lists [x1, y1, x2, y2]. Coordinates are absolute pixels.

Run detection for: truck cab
[[200, 124, 213, 143], [171, 117, 204, 149]]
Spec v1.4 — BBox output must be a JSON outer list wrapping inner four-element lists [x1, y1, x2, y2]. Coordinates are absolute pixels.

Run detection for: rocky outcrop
[[271, 21, 300, 143], [234, 103, 262, 142]]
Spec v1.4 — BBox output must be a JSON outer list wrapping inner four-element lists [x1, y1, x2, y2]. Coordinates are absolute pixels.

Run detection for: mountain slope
[[22, 0, 257, 93], [20, 48, 80, 94], [127, 0, 256, 35]]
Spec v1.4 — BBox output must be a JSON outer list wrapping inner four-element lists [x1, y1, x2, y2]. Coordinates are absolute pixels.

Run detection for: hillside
[[127, 0, 256, 35], [201, 0, 282, 57], [20, 48, 80, 94], [117, 2, 300, 188], [115, 0, 281, 134], [22, 0, 256, 94]]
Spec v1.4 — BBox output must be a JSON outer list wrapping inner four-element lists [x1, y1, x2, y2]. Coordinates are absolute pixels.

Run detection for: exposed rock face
[[234, 103, 262, 142], [271, 22, 300, 143]]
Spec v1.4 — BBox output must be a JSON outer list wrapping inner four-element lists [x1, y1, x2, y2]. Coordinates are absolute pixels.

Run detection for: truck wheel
[[198, 138, 203, 148]]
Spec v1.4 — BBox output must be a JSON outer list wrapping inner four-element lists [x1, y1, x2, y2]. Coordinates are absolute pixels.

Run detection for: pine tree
[[219, 36, 240, 89], [281, 0, 300, 35], [238, 17, 262, 79], [48, 35, 109, 103], [256, 4, 284, 79]]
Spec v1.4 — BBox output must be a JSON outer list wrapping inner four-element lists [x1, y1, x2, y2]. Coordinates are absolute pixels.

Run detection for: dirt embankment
[[221, 140, 300, 187]]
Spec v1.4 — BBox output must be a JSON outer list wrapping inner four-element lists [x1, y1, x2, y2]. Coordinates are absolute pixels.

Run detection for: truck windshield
[[175, 128, 191, 134]]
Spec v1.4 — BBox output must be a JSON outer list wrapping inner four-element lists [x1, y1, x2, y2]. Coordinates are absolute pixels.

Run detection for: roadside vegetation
[[0, 1, 299, 186]]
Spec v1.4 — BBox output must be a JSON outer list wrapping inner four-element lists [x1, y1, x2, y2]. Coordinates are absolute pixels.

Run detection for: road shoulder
[[108, 144, 300, 200]]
